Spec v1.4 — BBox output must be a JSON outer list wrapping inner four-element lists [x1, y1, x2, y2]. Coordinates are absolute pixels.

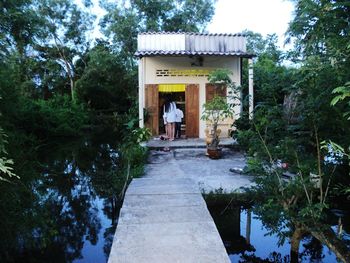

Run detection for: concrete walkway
[[146, 137, 238, 150], [145, 148, 253, 193], [108, 177, 230, 263], [108, 148, 254, 263]]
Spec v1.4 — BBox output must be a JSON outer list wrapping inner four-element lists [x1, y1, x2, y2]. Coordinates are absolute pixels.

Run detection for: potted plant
[[201, 69, 235, 159], [131, 127, 152, 147]]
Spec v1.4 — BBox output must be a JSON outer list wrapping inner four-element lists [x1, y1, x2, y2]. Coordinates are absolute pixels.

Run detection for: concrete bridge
[[108, 148, 254, 263]]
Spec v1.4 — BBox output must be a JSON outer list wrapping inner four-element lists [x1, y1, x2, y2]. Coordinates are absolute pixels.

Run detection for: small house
[[136, 32, 254, 138]]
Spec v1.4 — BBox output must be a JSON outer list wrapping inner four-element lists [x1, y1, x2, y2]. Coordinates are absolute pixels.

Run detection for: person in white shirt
[[163, 98, 177, 141], [175, 105, 184, 139]]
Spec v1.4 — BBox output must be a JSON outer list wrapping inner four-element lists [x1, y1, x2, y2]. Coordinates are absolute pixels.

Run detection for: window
[[205, 84, 227, 102]]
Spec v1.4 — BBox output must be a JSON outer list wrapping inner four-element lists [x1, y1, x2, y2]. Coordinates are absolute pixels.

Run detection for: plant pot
[[207, 147, 222, 159]]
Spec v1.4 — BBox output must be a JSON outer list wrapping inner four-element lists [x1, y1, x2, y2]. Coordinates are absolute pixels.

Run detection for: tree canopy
[[0, 0, 216, 180]]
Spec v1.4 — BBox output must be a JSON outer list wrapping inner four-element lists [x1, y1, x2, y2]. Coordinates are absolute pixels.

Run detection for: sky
[[89, 0, 295, 48], [207, 0, 295, 48]]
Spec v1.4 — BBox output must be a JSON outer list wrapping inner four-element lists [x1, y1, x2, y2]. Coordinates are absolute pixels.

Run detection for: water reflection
[[0, 134, 126, 262], [206, 198, 348, 263]]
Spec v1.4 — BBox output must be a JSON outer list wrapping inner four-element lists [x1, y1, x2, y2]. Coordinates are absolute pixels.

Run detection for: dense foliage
[[237, 0, 350, 199], [0, 0, 214, 179], [234, 1, 350, 261]]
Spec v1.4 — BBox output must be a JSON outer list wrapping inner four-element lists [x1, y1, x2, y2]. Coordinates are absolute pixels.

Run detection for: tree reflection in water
[[0, 134, 133, 262], [205, 196, 349, 263]]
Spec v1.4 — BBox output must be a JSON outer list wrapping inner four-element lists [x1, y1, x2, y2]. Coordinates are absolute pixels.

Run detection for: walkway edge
[[108, 177, 230, 263]]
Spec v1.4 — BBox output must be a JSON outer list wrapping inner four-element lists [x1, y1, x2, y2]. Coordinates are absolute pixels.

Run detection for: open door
[[145, 84, 159, 135], [185, 84, 199, 137]]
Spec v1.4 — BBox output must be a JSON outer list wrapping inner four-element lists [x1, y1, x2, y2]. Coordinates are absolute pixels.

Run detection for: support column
[[248, 58, 254, 119], [239, 57, 243, 117], [138, 58, 144, 128]]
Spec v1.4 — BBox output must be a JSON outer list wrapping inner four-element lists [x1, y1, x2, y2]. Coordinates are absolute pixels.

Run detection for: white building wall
[[140, 56, 241, 138]]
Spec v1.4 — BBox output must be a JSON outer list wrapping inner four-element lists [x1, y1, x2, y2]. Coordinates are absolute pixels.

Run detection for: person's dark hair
[[164, 98, 171, 113]]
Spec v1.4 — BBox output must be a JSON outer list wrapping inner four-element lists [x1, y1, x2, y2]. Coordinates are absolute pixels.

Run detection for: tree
[[235, 28, 350, 261], [75, 41, 134, 112], [35, 0, 95, 101], [0, 0, 41, 60], [287, 0, 350, 187], [287, 0, 350, 63], [1, 0, 95, 100], [202, 69, 235, 150], [100, 0, 215, 66]]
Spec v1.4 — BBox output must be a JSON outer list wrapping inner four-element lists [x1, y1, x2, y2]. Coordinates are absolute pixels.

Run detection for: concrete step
[[130, 177, 196, 187], [119, 205, 213, 225], [146, 137, 239, 150], [122, 193, 206, 208], [109, 221, 230, 263]]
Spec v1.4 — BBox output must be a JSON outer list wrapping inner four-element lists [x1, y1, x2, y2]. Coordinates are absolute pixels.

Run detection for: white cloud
[[207, 0, 295, 47]]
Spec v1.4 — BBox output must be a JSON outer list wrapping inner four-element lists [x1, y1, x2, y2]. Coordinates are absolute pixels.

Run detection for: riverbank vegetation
[[234, 1, 350, 261]]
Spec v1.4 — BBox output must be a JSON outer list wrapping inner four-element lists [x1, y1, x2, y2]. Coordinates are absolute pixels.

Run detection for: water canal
[[206, 197, 350, 263], [0, 133, 132, 263], [1, 134, 349, 262]]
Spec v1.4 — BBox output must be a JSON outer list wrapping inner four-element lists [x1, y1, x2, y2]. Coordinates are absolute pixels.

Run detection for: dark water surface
[[207, 200, 350, 263], [0, 134, 123, 263], [2, 133, 350, 262]]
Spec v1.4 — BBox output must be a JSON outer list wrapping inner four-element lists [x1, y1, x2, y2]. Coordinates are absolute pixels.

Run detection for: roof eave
[[134, 52, 256, 58], [137, 31, 247, 37]]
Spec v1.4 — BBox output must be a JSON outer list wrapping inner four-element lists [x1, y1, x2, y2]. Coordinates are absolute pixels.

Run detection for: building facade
[[136, 32, 254, 139]]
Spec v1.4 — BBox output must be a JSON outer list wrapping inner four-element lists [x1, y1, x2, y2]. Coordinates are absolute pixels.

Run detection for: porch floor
[[146, 137, 238, 150]]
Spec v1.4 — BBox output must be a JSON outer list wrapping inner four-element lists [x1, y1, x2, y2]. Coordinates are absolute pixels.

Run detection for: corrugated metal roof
[[138, 31, 246, 37], [135, 50, 254, 57], [136, 32, 254, 58]]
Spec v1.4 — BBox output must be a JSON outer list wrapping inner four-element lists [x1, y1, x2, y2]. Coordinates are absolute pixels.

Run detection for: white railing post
[[139, 58, 144, 128], [248, 58, 254, 119]]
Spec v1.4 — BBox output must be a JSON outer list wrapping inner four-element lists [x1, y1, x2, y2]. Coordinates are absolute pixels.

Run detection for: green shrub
[[18, 95, 89, 138]]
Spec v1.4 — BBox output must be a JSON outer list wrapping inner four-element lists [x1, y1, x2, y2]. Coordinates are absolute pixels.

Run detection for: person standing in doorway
[[163, 97, 177, 141], [175, 105, 183, 139]]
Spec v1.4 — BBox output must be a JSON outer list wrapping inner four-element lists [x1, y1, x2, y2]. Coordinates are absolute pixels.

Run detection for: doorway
[[144, 84, 199, 138], [159, 91, 185, 137]]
